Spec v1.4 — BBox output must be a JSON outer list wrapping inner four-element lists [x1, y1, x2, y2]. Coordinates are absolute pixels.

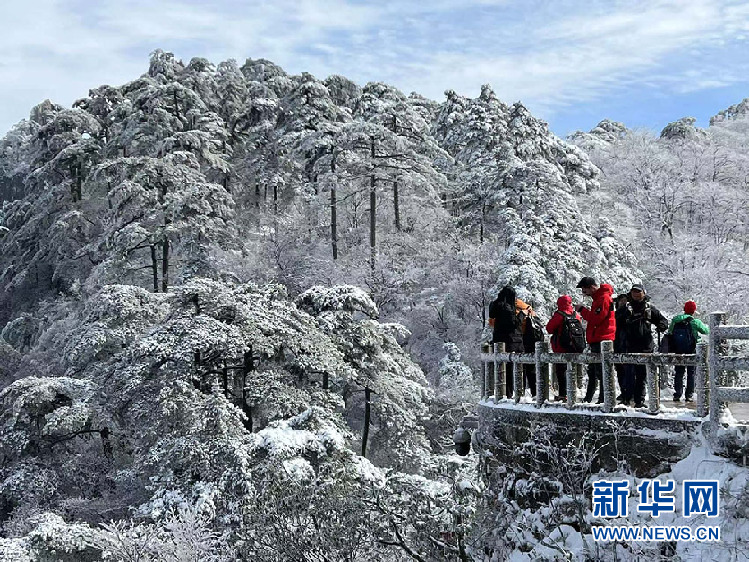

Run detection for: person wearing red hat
[[667, 300, 709, 402]]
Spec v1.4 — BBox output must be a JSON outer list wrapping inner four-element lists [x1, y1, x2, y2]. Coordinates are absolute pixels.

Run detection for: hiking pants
[[585, 342, 603, 402], [555, 363, 568, 398], [622, 364, 647, 405], [506, 362, 514, 398], [524, 363, 536, 397], [674, 365, 695, 400], [502, 362, 535, 398]]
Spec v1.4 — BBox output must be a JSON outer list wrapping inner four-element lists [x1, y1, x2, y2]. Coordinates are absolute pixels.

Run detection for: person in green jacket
[[668, 300, 709, 402]]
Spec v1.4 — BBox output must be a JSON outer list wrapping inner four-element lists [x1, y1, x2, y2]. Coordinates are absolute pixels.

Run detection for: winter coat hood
[[595, 283, 615, 300], [556, 295, 573, 314], [546, 297, 581, 352], [497, 286, 516, 304]]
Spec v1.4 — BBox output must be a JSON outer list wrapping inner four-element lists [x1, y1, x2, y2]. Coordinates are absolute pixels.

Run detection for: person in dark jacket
[[618, 284, 669, 407], [546, 295, 583, 401], [668, 300, 709, 402], [520, 300, 541, 398], [488, 286, 524, 397], [613, 293, 630, 400], [574, 277, 616, 403]]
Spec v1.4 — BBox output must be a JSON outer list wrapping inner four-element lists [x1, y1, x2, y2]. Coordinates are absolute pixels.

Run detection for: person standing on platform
[[574, 277, 616, 403], [546, 295, 585, 401], [489, 286, 524, 397], [668, 300, 709, 402], [618, 283, 669, 407]]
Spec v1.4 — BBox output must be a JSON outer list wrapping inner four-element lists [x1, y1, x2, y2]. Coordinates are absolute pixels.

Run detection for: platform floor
[[544, 396, 749, 422], [728, 402, 749, 422]]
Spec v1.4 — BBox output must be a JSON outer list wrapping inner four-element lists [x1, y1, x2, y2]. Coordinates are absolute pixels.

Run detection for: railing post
[[535, 341, 549, 407], [513, 357, 522, 403], [646, 361, 659, 415], [658, 365, 668, 391], [492, 344, 499, 402], [601, 340, 615, 413], [495, 343, 506, 401], [482, 348, 488, 399], [709, 312, 726, 427], [566, 361, 576, 409], [695, 342, 708, 418]]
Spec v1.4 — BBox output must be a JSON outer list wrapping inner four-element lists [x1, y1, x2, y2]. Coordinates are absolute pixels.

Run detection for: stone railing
[[709, 311, 749, 425], [479, 312, 749, 423]]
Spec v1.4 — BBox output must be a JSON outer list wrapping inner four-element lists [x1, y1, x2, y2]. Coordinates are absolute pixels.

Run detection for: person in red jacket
[[574, 277, 616, 403], [545, 295, 583, 401]]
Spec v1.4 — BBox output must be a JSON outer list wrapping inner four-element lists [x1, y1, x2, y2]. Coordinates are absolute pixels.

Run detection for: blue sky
[[2, 0, 749, 137]]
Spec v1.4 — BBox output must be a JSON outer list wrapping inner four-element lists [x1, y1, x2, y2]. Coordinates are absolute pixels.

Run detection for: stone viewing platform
[[458, 312, 749, 475]]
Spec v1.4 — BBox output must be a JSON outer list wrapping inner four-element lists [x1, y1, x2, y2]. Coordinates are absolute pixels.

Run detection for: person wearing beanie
[[668, 300, 709, 402], [618, 284, 669, 407], [613, 293, 631, 401]]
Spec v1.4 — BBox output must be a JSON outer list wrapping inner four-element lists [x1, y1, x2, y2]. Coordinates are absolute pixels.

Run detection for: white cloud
[[1, 0, 749, 134], [385, 0, 749, 117]]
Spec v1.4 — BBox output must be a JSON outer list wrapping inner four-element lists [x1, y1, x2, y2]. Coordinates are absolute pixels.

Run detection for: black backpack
[[625, 302, 652, 344], [671, 318, 696, 353], [556, 311, 586, 352], [522, 312, 545, 350]]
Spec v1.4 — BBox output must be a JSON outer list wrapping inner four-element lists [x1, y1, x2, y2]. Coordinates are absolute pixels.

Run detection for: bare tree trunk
[[70, 162, 82, 202], [159, 181, 169, 293], [480, 204, 486, 243], [161, 236, 169, 293], [70, 163, 77, 201], [362, 385, 371, 457], [150, 244, 159, 292], [254, 182, 260, 208], [273, 182, 278, 214], [75, 162, 82, 201], [370, 137, 376, 270], [242, 349, 254, 432], [99, 427, 113, 459], [193, 350, 202, 390], [331, 149, 338, 260], [393, 179, 401, 231]]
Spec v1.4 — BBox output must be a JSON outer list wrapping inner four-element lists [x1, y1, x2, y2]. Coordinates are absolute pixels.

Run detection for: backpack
[[556, 311, 586, 352], [625, 302, 652, 344], [671, 318, 696, 353], [522, 311, 545, 350]]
